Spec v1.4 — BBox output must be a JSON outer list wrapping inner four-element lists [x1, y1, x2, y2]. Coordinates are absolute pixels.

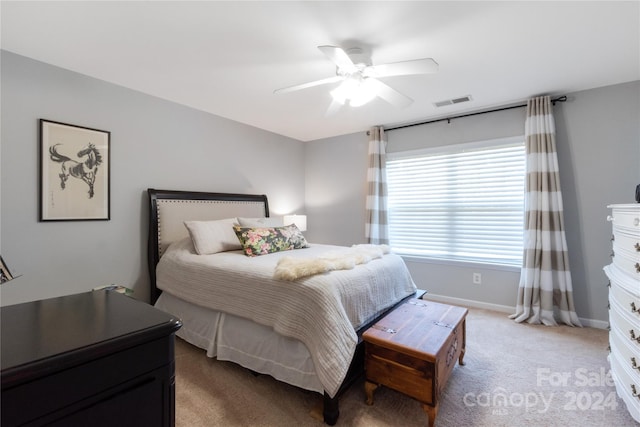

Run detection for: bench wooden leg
[[422, 403, 437, 427], [364, 381, 378, 405], [458, 318, 467, 366]]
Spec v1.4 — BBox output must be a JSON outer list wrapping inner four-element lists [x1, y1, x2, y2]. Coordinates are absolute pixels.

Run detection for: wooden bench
[[363, 299, 467, 427]]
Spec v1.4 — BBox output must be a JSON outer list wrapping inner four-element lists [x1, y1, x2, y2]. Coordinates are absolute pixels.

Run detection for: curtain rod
[[371, 95, 567, 134]]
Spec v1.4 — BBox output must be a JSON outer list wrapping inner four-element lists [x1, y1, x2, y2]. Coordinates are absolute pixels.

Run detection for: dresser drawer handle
[[632, 357, 640, 371], [635, 218, 640, 227], [607, 281, 611, 288], [636, 263, 640, 273], [632, 302, 639, 313], [611, 234, 615, 242], [630, 330, 640, 343], [632, 384, 640, 400], [635, 242, 640, 252]]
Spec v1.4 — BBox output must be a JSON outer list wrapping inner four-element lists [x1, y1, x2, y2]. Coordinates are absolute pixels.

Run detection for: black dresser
[[1, 291, 182, 427]]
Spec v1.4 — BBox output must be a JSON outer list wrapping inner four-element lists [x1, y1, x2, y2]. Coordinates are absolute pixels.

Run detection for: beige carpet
[[174, 305, 639, 426]]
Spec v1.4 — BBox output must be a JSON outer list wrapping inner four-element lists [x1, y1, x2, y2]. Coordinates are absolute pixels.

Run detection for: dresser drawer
[[612, 248, 640, 279], [610, 353, 640, 421], [613, 229, 640, 256], [611, 328, 640, 383], [605, 264, 640, 297], [610, 277, 640, 319], [609, 207, 640, 233], [610, 296, 640, 348], [612, 227, 640, 277]]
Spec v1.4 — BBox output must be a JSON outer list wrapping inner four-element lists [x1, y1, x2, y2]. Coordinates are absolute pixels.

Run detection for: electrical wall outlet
[[473, 273, 482, 284]]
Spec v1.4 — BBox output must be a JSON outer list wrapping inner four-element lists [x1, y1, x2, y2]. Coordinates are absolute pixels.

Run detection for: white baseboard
[[421, 292, 515, 313], [421, 292, 608, 330], [577, 317, 609, 330]]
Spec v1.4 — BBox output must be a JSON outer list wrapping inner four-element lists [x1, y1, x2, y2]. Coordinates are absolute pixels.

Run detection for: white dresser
[[605, 204, 640, 422]]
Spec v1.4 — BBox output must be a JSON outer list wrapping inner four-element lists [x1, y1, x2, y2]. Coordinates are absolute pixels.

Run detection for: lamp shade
[[283, 214, 307, 232]]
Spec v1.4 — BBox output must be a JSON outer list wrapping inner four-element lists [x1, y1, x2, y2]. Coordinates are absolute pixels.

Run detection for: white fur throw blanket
[[274, 244, 391, 281]]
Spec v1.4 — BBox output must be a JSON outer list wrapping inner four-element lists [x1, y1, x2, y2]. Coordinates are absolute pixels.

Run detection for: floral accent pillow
[[233, 224, 309, 257]]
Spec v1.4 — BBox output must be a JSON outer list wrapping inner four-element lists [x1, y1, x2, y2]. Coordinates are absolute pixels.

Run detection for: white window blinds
[[386, 136, 525, 267]]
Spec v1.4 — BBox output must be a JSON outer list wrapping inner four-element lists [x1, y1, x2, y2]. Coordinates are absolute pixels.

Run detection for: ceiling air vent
[[434, 95, 473, 108]]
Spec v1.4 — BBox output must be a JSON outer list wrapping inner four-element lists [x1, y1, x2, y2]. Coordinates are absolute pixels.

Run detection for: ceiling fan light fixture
[[330, 75, 376, 107], [349, 78, 377, 107]]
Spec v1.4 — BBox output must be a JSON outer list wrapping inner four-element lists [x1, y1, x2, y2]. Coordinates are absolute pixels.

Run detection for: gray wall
[[0, 51, 305, 305], [2, 48, 638, 324], [305, 81, 640, 324], [304, 132, 369, 246], [555, 82, 640, 324]]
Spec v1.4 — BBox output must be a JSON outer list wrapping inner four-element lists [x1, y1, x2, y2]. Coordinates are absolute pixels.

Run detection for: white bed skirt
[[155, 292, 324, 393]]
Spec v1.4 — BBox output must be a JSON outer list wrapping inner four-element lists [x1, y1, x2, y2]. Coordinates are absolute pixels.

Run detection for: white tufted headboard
[[147, 189, 269, 303]]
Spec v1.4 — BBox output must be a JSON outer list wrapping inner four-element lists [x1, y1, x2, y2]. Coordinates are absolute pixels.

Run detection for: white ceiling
[[1, 1, 638, 141]]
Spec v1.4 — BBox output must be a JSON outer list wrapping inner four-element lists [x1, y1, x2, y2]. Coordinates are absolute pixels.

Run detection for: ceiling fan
[[274, 45, 438, 113]]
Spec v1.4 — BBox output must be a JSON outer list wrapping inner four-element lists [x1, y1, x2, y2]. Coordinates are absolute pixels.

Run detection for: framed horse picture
[[39, 119, 110, 221]]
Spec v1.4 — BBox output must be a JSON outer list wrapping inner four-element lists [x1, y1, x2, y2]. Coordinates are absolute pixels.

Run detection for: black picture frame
[[0, 256, 13, 284], [39, 119, 110, 221]]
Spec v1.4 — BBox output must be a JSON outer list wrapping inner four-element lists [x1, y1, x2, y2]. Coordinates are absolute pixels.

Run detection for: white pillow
[[237, 217, 283, 228], [184, 217, 241, 255]]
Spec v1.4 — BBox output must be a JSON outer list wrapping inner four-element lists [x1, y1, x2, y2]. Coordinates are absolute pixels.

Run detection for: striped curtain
[[365, 126, 389, 244], [510, 96, 582, 327]]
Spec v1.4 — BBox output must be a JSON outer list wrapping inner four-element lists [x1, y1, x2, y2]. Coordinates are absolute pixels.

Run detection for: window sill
[[398, 254, 521, 273]]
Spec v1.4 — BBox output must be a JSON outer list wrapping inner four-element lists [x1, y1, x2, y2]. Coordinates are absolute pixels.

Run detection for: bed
[[147, 189, 419, 425]]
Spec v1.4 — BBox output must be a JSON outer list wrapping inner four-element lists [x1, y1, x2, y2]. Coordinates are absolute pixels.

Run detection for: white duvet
[[156, 238, 416, 397]]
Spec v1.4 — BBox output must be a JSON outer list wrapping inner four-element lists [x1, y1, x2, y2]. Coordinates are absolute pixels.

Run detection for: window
[[386, 136, 525, 267]]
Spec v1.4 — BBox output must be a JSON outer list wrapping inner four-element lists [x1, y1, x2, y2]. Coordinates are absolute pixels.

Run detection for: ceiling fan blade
[[367, 78, 414, 108], [317, 45, 357, 74], [364, 58, 438, 78], [273, 76, 343, 94]]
